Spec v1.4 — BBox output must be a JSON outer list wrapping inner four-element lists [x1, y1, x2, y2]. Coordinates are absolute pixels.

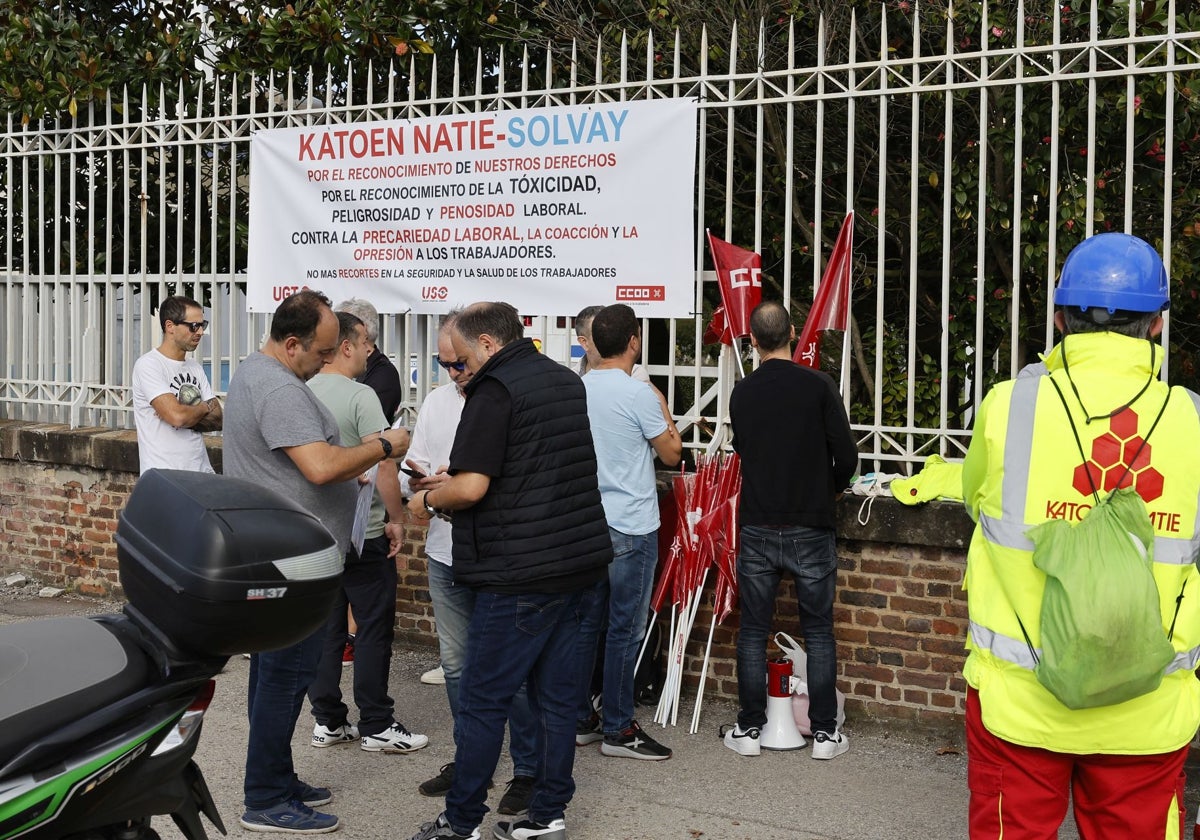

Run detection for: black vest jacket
[[451, 339, 612, 592]]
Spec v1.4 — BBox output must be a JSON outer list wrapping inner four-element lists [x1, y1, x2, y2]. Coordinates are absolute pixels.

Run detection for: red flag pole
[[794, 212, 854, 368]]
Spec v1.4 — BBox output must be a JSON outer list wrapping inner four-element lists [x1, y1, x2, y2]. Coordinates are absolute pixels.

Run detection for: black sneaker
[[598, 720, 671, 761], [574, 713, 602, 746], [419, 763, 455, 797], [418, 763, 494, 797], [497, 775, 535, 815], [492, 817, 566, 840]]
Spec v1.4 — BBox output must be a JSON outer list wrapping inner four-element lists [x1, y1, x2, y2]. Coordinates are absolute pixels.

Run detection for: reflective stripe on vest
[[973, 375, 1200, 674]]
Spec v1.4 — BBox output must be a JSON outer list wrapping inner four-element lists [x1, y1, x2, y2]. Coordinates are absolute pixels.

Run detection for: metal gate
[[3, 2, 1197, 469]]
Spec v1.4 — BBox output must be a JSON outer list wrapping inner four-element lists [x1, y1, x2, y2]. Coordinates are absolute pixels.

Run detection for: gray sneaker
[[240, 798, 339, 834], [492, 818, 567, 840], [409, 812, 480, 840]]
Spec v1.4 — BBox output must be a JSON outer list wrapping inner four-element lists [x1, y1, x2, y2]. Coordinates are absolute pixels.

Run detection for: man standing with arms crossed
[[723, 300, 857, 760], [307, 311, 429, 755], [574, 304, 681, 760], [224, 290, 410, 834], [405, 312, 539, 815], [961, 233, 1200, 839], [131, 294, 221, 473], [405, 301, 611, 840]]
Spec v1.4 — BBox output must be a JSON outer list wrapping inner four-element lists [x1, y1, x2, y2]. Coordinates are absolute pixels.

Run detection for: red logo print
[[1072, 408, 1164, 502]]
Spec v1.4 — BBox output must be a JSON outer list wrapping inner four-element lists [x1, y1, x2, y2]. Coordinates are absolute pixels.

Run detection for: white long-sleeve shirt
[[400, 382, 465, 566]]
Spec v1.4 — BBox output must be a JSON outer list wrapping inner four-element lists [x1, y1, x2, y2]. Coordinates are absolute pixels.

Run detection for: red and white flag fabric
[[706, 231, 762, 340], [793, 212, 854, 368], [701, 304, 733, 346]]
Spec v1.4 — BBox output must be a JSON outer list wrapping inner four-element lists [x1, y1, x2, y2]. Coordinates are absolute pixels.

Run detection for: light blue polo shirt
[[584, 368, 667, 535]]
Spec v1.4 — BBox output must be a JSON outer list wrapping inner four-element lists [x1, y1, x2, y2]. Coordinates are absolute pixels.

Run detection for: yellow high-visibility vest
[[962, 331, 1200, 754]]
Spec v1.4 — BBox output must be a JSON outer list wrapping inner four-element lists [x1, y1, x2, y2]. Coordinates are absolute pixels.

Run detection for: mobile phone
[[400, 466, 428, 479]]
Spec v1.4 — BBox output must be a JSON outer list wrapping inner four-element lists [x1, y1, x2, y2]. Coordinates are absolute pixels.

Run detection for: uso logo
[[421, 286, 449, 301], [615, 285, 665, 302]]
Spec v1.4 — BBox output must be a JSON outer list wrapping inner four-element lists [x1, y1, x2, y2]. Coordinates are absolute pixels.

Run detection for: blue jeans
[[427, 559, 537, 777], [574, 528, 657, 735], [308, 536, 398, 737], [735, 525, 839, 735], [244, 621, 329, 809], [444, 590, 584, 835]]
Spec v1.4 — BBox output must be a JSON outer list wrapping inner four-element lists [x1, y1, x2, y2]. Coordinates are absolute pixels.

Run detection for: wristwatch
[[423, 490, 438, 518], [378, 437, 393, 459]]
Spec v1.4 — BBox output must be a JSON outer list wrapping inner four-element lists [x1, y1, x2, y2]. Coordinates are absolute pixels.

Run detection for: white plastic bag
[[774, 632, 846, 736]]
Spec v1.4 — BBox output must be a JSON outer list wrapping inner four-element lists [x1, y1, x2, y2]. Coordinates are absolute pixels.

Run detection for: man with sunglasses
[[406, 301, 612, 840], [403, 311, 539, 816], [131, 294, 222, 474]]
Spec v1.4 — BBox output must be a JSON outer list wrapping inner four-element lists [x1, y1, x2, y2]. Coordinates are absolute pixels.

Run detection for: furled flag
[[701, 305, 733, 346], [706, 231, 762, 340], [794, 212, 854, 368]]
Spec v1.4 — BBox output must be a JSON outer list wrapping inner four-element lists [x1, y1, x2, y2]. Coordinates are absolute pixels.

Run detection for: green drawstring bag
[[1026, 486, 1175, 710]]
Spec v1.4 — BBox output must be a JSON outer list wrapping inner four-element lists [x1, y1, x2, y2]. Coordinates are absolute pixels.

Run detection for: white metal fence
[[3, 3, 1198, 469]]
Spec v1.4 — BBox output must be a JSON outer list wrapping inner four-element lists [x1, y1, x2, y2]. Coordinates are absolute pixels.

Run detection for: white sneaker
[[720, 724, 760, 757], [811, 729, 850, 760], [361, 721, 430, 753], [420, 665, 446, 685], [311, 722, 359, 748]]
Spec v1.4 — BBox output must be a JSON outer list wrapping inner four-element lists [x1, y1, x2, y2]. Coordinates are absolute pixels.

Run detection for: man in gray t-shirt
[[225, 290, 410, 834]]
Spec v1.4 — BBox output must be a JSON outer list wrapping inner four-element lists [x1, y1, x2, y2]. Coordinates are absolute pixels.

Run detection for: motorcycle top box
[[117, 469, 343, 657]]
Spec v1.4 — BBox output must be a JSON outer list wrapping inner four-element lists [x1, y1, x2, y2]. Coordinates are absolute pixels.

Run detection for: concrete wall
[[0, 419, 973, 728]]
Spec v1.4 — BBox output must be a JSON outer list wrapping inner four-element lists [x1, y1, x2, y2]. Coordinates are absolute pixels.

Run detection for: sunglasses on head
[[437, 358, 467, 372], [175, 320, 209, 333]]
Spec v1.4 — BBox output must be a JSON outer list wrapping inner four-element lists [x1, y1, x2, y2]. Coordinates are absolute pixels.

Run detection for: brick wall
[[385, 459, 973, 728], [0, 419, 973, 727]]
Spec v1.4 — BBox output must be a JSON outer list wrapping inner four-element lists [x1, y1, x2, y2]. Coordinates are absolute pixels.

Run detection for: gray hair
[[334, 298, 380, 343], [1061, 307, 1158, 340]]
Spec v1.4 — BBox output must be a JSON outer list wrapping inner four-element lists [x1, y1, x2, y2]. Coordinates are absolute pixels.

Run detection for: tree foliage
[[3, 1, 1200, 442]]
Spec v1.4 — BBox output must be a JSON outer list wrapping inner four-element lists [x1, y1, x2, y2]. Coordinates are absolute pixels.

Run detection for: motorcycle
[[0, 469, 343, 840]]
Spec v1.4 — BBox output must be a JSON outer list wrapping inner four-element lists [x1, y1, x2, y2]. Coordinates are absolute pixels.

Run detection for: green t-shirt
[[308, 372, 389, 539]]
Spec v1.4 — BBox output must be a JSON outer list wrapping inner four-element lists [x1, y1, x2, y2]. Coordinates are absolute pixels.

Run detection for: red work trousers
[[966, 687, 1188, 840]]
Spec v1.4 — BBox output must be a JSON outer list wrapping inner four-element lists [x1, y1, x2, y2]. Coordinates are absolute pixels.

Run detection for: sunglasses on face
[[175, 320, 209, 333], [437, 358, 467, 372]]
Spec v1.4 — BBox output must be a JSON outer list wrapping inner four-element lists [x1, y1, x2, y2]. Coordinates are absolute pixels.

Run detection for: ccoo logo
[[1072, 407, 1164, 502], [615, 285, 665, 302]]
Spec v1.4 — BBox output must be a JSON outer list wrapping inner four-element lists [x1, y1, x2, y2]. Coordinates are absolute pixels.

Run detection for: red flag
[[702, 305, 733, 346], [793, 212, 854, 368], [706, 230, 762, 339]]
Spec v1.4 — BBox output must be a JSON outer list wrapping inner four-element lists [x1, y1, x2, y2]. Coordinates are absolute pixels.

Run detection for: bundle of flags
[[646, 452, 742, 733]]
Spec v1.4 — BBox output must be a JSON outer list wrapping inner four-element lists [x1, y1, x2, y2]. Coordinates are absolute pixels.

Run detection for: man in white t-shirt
[[131, 295, 221, 474]]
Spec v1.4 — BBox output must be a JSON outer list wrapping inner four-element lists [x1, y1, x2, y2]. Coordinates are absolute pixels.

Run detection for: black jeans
[[308, 534, 398, 737]]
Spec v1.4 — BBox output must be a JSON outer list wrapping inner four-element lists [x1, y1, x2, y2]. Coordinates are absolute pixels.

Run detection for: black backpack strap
[[1046, 376, 1173, 505]]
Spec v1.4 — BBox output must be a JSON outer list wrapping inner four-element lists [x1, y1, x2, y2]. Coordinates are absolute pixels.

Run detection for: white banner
[[247, 99, 698, 315]]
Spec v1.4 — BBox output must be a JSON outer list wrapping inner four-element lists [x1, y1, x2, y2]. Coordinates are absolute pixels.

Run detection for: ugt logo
[[1072, 408, 1164, 502]]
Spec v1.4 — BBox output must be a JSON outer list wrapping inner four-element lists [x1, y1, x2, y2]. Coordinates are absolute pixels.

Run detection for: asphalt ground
[[7, 593, 1197, 839]]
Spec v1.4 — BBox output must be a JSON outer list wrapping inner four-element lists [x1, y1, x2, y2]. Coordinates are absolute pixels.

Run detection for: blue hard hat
[[1053, 233, 1170, 314]]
